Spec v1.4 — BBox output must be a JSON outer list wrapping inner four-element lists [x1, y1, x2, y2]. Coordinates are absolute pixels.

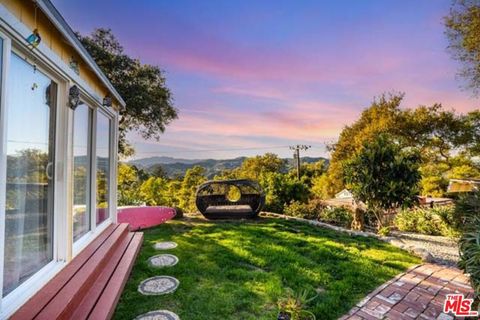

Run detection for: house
[[335, 189, 353, 199], [0, 1, 141, 318], [447, 179, 480, 193]]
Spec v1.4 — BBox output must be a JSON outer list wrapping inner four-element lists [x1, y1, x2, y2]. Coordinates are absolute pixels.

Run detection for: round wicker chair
[[195, 179, 265, 219]]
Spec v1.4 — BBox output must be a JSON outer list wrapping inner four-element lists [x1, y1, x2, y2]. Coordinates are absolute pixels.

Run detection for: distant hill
[[128, 156, 328, 178]]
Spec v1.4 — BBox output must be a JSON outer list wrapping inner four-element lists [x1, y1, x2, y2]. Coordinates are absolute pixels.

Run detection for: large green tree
[[79, 28, 178, 156], [344, 134, 421, 227], [445, 0, 480, 95], [324, 93, 479, 197]]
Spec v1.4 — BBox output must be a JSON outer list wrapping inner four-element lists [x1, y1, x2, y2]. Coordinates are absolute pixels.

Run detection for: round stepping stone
[[135, 310, 180, 320], [148, 254, 179, 268], [153, 241, 177, 250], [138, 276, 179, 295]]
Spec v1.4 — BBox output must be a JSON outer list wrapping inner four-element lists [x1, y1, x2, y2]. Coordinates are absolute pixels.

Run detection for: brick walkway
[[341, 264, 475, 320]]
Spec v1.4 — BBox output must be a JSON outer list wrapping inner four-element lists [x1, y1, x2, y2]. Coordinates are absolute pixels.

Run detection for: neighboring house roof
[[323, 197, 367, 210], [36, 0, 126, 108], [335, 189, 353, 199], [447, 179, 480, 193], [417, 196, 453, 206]]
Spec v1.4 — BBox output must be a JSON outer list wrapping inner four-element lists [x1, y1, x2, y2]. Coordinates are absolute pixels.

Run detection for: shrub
[[261, 172, 310, 213], [394, 206, 460, 237], [378, 226, 391, 237], [456, 192, 480, 304], [277, 288, 317, 320], [173, 207, 184, 219], [318, 207, 353, 228], [284, 200, 324, 220], [283, 201, 353, 229]]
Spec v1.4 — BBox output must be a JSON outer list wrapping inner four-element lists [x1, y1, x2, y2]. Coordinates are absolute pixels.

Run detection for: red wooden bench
[[10, 223, 143, 320]]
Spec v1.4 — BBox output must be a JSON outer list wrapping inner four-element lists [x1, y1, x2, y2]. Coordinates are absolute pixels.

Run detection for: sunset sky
[[53, 0, 479, 160]]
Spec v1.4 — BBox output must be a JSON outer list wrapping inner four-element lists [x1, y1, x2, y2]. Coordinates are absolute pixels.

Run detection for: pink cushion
[[117, 206, 176, 231]]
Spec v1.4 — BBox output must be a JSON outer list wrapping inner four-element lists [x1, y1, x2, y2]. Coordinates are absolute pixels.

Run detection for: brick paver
[[341, 264, 475, 320]]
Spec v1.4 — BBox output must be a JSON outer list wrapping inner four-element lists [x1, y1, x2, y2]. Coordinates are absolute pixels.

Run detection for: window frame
[[72, 104, 116, 256], [0, 29, 11, 309], [94, 107, 114, 227], [0, 39, 70, 317], [71, 102, 94, 245]]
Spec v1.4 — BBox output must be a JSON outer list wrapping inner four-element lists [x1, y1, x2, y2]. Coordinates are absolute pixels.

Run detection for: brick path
[[341, 264, 475, 320]]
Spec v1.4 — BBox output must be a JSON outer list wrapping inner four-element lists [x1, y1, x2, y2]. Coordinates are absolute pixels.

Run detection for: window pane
[[3, 54, 56, 296], [96, 112, 110, 225], [73, 104, 91, 241]]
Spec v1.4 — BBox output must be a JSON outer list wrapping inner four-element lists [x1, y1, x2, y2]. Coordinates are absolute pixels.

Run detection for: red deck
[[10, 223, 143, 320], [117, 206, 176, 231]]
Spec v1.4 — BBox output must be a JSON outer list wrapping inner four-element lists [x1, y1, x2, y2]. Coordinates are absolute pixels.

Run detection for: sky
[[53, 0, 479, 160]]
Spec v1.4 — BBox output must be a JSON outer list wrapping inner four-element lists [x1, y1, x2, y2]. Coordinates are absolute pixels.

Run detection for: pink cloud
[[212, 86, 287, 100]]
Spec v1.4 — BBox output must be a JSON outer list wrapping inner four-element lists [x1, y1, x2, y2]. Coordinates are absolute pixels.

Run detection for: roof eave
[[36, 0, 126, 109]]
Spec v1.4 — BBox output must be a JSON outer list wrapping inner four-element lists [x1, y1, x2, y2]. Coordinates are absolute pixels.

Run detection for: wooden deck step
[[10, 223, 143, 320], [70, 232, 135, 320], [35, 224, 130, 320], [89, 232, 143, 320], [10, 224, 119, 320]]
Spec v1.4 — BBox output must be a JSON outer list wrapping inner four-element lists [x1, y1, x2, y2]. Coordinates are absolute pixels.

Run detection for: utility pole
[[289, 145, 311, 180]]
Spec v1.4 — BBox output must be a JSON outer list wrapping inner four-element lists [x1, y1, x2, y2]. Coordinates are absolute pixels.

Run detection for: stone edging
[[260, 212, 434, 262]]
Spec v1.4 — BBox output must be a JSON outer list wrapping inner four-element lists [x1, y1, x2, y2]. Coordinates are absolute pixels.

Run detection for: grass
[[114, 216, 420, 320]]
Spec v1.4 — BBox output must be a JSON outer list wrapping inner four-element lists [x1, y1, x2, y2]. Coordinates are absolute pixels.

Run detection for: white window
[[95, 110, 112, 226], [72, 103, 92, 242], [3, 52, 57, 296]]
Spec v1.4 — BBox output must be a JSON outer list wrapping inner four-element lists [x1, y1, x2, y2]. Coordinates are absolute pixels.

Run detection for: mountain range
[[128, 156, 328, 178]]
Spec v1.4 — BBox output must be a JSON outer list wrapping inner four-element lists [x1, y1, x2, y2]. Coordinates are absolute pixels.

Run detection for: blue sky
[[53, 0, 479, 160]]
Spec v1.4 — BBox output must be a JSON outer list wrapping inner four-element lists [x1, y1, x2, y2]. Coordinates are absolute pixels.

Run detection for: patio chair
[[195, 179, 265, 219]]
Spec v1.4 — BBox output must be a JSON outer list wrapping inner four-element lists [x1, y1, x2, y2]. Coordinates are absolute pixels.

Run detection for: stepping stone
[[154, 241, 177, 250], [135, 310, 180, 320], [138, 276, 179, 295], [148, 254, 179, 268]]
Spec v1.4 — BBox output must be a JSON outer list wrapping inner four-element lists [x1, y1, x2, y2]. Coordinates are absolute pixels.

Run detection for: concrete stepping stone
[[148, 254, 179, 268], [153, 241, 177, 250], [138, 276, 179, 295], [135, 310, 180, 320]]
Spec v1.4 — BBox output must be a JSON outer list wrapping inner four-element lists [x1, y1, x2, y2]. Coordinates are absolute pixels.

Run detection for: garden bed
[[114, 215, 419, 320]]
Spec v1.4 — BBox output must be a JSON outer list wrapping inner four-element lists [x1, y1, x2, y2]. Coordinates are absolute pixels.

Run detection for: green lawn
[[114, 216, 420, 320]]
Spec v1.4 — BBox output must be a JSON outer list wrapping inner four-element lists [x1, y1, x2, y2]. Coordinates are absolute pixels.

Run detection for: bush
[[283, 201, 353, 229], [318, 207, 353, 228], [377, 226, 391, 237], [456, 192, 480, 304], [394, 206, 460, 237], [173, 207, 184, 219], [284, 200, 324, 220], [261, 172, 310, 213]]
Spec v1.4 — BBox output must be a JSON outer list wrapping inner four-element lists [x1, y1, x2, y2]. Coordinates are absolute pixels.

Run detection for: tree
[[139, 176, 169, 206], [78, 29, 178, 156], [325, 93, 404, 196], [344, 134, 421, 228], [117, 163, 142, 206], [464, 110, 480, 155], [445, 0, 480, 95], [235, 153, 287, 180], [150, 164, 168, 178], [259, 172, 309, 213], [178, 166, 207, 212], [324, 93, 476, 197]]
